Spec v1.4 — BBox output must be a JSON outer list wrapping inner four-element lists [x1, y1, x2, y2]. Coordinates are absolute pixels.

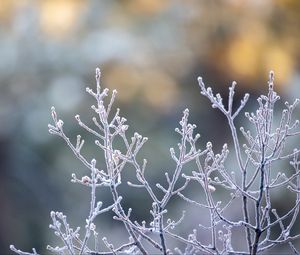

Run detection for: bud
[[82, 176, 91, 184]]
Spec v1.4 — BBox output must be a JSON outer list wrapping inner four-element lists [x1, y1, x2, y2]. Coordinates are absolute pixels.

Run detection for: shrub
[[11, 69, 300, 255]]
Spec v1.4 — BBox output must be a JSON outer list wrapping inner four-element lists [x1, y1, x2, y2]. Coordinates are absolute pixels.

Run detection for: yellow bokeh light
[[125, 0, 169, 15], [104, 65, 141, 102], [0, 0, 14, 23], [103, 64, 179, 112], [142, 70, 179, 113], [226, 32, 263, 79], [263, 46, 294, 85], [39, 0, 84, 38]]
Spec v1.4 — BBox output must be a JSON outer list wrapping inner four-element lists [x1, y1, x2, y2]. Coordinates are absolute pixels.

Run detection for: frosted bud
[[206, 142, 212, 149], [47, 124, 56, 130], [269, 70, 274, 81], [86, 87, 93, 93], [90, 223, 96, 231], [91, 105, 98, 113], [128, 208, 132, 215], [91, 158, 97, 167], [51, 105, 56, 114], [56, 120, 64, 129], [81, 176, 90, 184], [170, 147, 175, 155], [121, 125, 128, 132], [243, 93, 249, 101], [95, 67, 101, 79], [57, 212, 63, 218], [208, 184, 216, 192], [102, 88, 109, 95]]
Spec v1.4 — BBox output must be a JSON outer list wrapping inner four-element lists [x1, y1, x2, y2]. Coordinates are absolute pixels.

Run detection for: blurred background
[[1, 0, 300, 253]]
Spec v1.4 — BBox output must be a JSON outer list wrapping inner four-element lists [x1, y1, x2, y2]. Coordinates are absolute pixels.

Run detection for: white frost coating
[[11, 69, 300, 255]]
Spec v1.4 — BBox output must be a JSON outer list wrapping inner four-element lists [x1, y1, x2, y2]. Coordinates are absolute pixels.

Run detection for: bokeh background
[[1, 0, 300, 253]]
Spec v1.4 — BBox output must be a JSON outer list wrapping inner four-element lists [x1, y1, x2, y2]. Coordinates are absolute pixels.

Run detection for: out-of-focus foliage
[[1, 0, 300, 253]]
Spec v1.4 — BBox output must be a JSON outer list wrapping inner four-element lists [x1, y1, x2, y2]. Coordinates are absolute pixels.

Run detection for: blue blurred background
[[1, 0, 300, 253]]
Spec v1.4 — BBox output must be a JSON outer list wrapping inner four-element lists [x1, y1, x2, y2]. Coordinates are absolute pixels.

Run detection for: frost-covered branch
[[11, 69, 300, 255]]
